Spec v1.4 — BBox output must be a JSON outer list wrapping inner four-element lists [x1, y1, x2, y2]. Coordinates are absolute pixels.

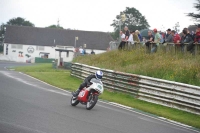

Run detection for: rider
[[72, 70, 103, 97]]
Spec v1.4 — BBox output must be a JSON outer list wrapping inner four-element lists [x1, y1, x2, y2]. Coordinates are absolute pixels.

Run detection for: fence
[[35, 57, 54, 63], [71, 63, 200, 115], [112, 42, 200, 55]]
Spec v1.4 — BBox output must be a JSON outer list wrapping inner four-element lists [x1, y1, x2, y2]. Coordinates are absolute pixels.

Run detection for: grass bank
[[15, 64, 200, 129], [74, 49, 200, 86]]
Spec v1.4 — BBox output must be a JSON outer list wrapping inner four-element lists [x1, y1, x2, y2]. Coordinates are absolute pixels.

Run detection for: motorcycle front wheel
[[86, 94, 98, 110], [71, 96, 79, 106]]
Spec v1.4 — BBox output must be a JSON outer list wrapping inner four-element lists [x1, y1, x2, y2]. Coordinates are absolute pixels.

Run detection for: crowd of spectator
[[118, 24, 200, 54]]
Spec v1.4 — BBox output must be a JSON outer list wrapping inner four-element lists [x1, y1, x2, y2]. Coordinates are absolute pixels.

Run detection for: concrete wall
[[2, 43, 106, 63]]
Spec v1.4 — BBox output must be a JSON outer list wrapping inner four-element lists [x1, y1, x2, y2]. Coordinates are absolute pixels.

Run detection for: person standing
[[191, 31, 195, 41], [79, 46, 83, 54], [136, 30, 143, 42], [180, 29, 193, 53], [159, 32, 164, 43], [151, 28, 161, 53], [171, 30, 181, 43], [127, 31, 134, 50], [133, 31, 140, 43], [118, 31, 126, 50], [194, 24, 200, 43], [124, 26, 130, 50], [164, 29, 173, 51], [165, 29, 173, 43], [172, 30, 181, 52], [145, 31, 154, 53]]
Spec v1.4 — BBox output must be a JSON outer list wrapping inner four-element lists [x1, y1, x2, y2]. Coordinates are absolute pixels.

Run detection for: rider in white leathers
[[72, 70, 103, 97]]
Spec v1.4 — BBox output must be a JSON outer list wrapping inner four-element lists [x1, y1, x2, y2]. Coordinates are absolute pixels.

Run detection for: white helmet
[[95, 70, 103, 80]]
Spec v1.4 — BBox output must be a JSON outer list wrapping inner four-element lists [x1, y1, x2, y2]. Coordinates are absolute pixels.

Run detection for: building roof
[[5, 26, 114, 50]]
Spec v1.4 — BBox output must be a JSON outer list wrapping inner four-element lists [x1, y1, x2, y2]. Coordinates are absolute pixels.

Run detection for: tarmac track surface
[[0, 61, 198, 133]]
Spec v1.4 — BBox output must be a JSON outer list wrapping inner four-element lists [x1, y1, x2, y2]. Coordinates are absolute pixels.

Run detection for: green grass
[[15, 64, 82, 90], [73, 48, 200, 86], [15, 63, 200, 129], [15, 64, 63, 72]]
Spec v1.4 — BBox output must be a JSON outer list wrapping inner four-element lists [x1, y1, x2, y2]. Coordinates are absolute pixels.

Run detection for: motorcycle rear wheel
[[86, 94, 98, 110], [71, 96, 79, 106]]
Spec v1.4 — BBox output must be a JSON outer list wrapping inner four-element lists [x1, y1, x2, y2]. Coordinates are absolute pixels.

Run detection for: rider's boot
[[72, 89, 81, 97]]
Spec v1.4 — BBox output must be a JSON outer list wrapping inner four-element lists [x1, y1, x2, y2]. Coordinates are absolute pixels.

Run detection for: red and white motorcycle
[[70, 78, 104, 110]]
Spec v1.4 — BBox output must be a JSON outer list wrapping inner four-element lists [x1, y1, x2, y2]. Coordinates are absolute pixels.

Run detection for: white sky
[[0, 0, 198, 32]]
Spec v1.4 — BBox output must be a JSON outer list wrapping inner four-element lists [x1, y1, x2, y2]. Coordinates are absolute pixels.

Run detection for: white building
[[3, 26, 114, 63]]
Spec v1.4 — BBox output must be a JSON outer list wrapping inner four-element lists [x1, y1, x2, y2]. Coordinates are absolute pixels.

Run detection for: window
[[36, 46, 45, 51], [11, 44, 23, 49]]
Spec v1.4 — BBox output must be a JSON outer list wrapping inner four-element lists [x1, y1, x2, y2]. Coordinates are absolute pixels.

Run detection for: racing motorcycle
[[70, 78, 104, 110]]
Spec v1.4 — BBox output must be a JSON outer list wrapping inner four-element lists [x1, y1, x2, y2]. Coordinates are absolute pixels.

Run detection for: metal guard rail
[[71, 63, 200, 114]]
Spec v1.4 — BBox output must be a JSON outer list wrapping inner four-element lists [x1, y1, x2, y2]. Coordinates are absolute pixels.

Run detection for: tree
[[7, 17, 35, 27], [109, 32, 119, 40], [111, 7, 150, 39], [46, 24, 64, 29], [187, 0, 200, 22], [0, 23, 6, 45]]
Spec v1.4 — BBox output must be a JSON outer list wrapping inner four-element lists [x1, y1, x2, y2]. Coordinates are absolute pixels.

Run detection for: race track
[[0, 61, 198, 133]]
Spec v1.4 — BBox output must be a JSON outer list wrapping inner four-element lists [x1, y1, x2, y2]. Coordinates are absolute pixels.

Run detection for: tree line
[[0, 0, 199, 41]]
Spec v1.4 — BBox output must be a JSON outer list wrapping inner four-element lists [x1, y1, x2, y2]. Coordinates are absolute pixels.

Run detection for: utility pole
[[57, 18, 60, 27], [118, 13, 126, 43], [74, 37, 78, 48], [119, 20, 121, 42]]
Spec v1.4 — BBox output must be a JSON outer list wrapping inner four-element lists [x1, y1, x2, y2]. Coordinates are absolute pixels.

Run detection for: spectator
[[184, 28, 193, 39], [191, 31, 195, 40], [83, 49, 86, 55], [124, 26, 130, 50], [145, 30, 154, 53], [159, 31, 164, 43], [181, 29, 194, 53], [151, 28, 161, 53], [91, 49, 95, 54], [124, 26, 130, 40], [194, 29, 198, 40], [165, 29, 173, 43], [136, 30, 143, 42], [133, 31, 140, 43], [194, 24, 200, 43], [118, 31, 126, 50], [127, 30, 134, 50], [171, 30, 181, 43], [79, 46, 83, 54], [164, 29, 173, 51]]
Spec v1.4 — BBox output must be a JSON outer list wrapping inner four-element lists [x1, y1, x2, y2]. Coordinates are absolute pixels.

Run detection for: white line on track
[[0, 71, 69, 96]]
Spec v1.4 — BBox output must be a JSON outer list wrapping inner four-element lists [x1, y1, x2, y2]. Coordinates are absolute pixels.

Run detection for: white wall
[[3, 44, 106, 63], [84, 49, 106, 54], [4, 44, 55, 62]]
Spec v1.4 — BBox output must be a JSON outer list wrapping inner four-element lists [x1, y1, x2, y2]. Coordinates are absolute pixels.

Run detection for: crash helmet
[[95, 70, 103, 80]]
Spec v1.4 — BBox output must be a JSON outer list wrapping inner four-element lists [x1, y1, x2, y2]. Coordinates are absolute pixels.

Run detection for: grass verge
[[73, 49, 200, 86], [15, 64, 200, 129]]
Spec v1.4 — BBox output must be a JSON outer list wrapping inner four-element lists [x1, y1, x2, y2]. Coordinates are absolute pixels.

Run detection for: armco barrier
[[71, 63, 200, 114]]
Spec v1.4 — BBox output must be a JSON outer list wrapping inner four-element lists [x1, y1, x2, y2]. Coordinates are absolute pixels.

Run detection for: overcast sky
[[0, 0, 198, 32]]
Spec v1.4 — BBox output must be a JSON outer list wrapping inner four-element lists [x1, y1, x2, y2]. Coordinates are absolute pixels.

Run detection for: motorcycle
[[71, 78, 104, 110]]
